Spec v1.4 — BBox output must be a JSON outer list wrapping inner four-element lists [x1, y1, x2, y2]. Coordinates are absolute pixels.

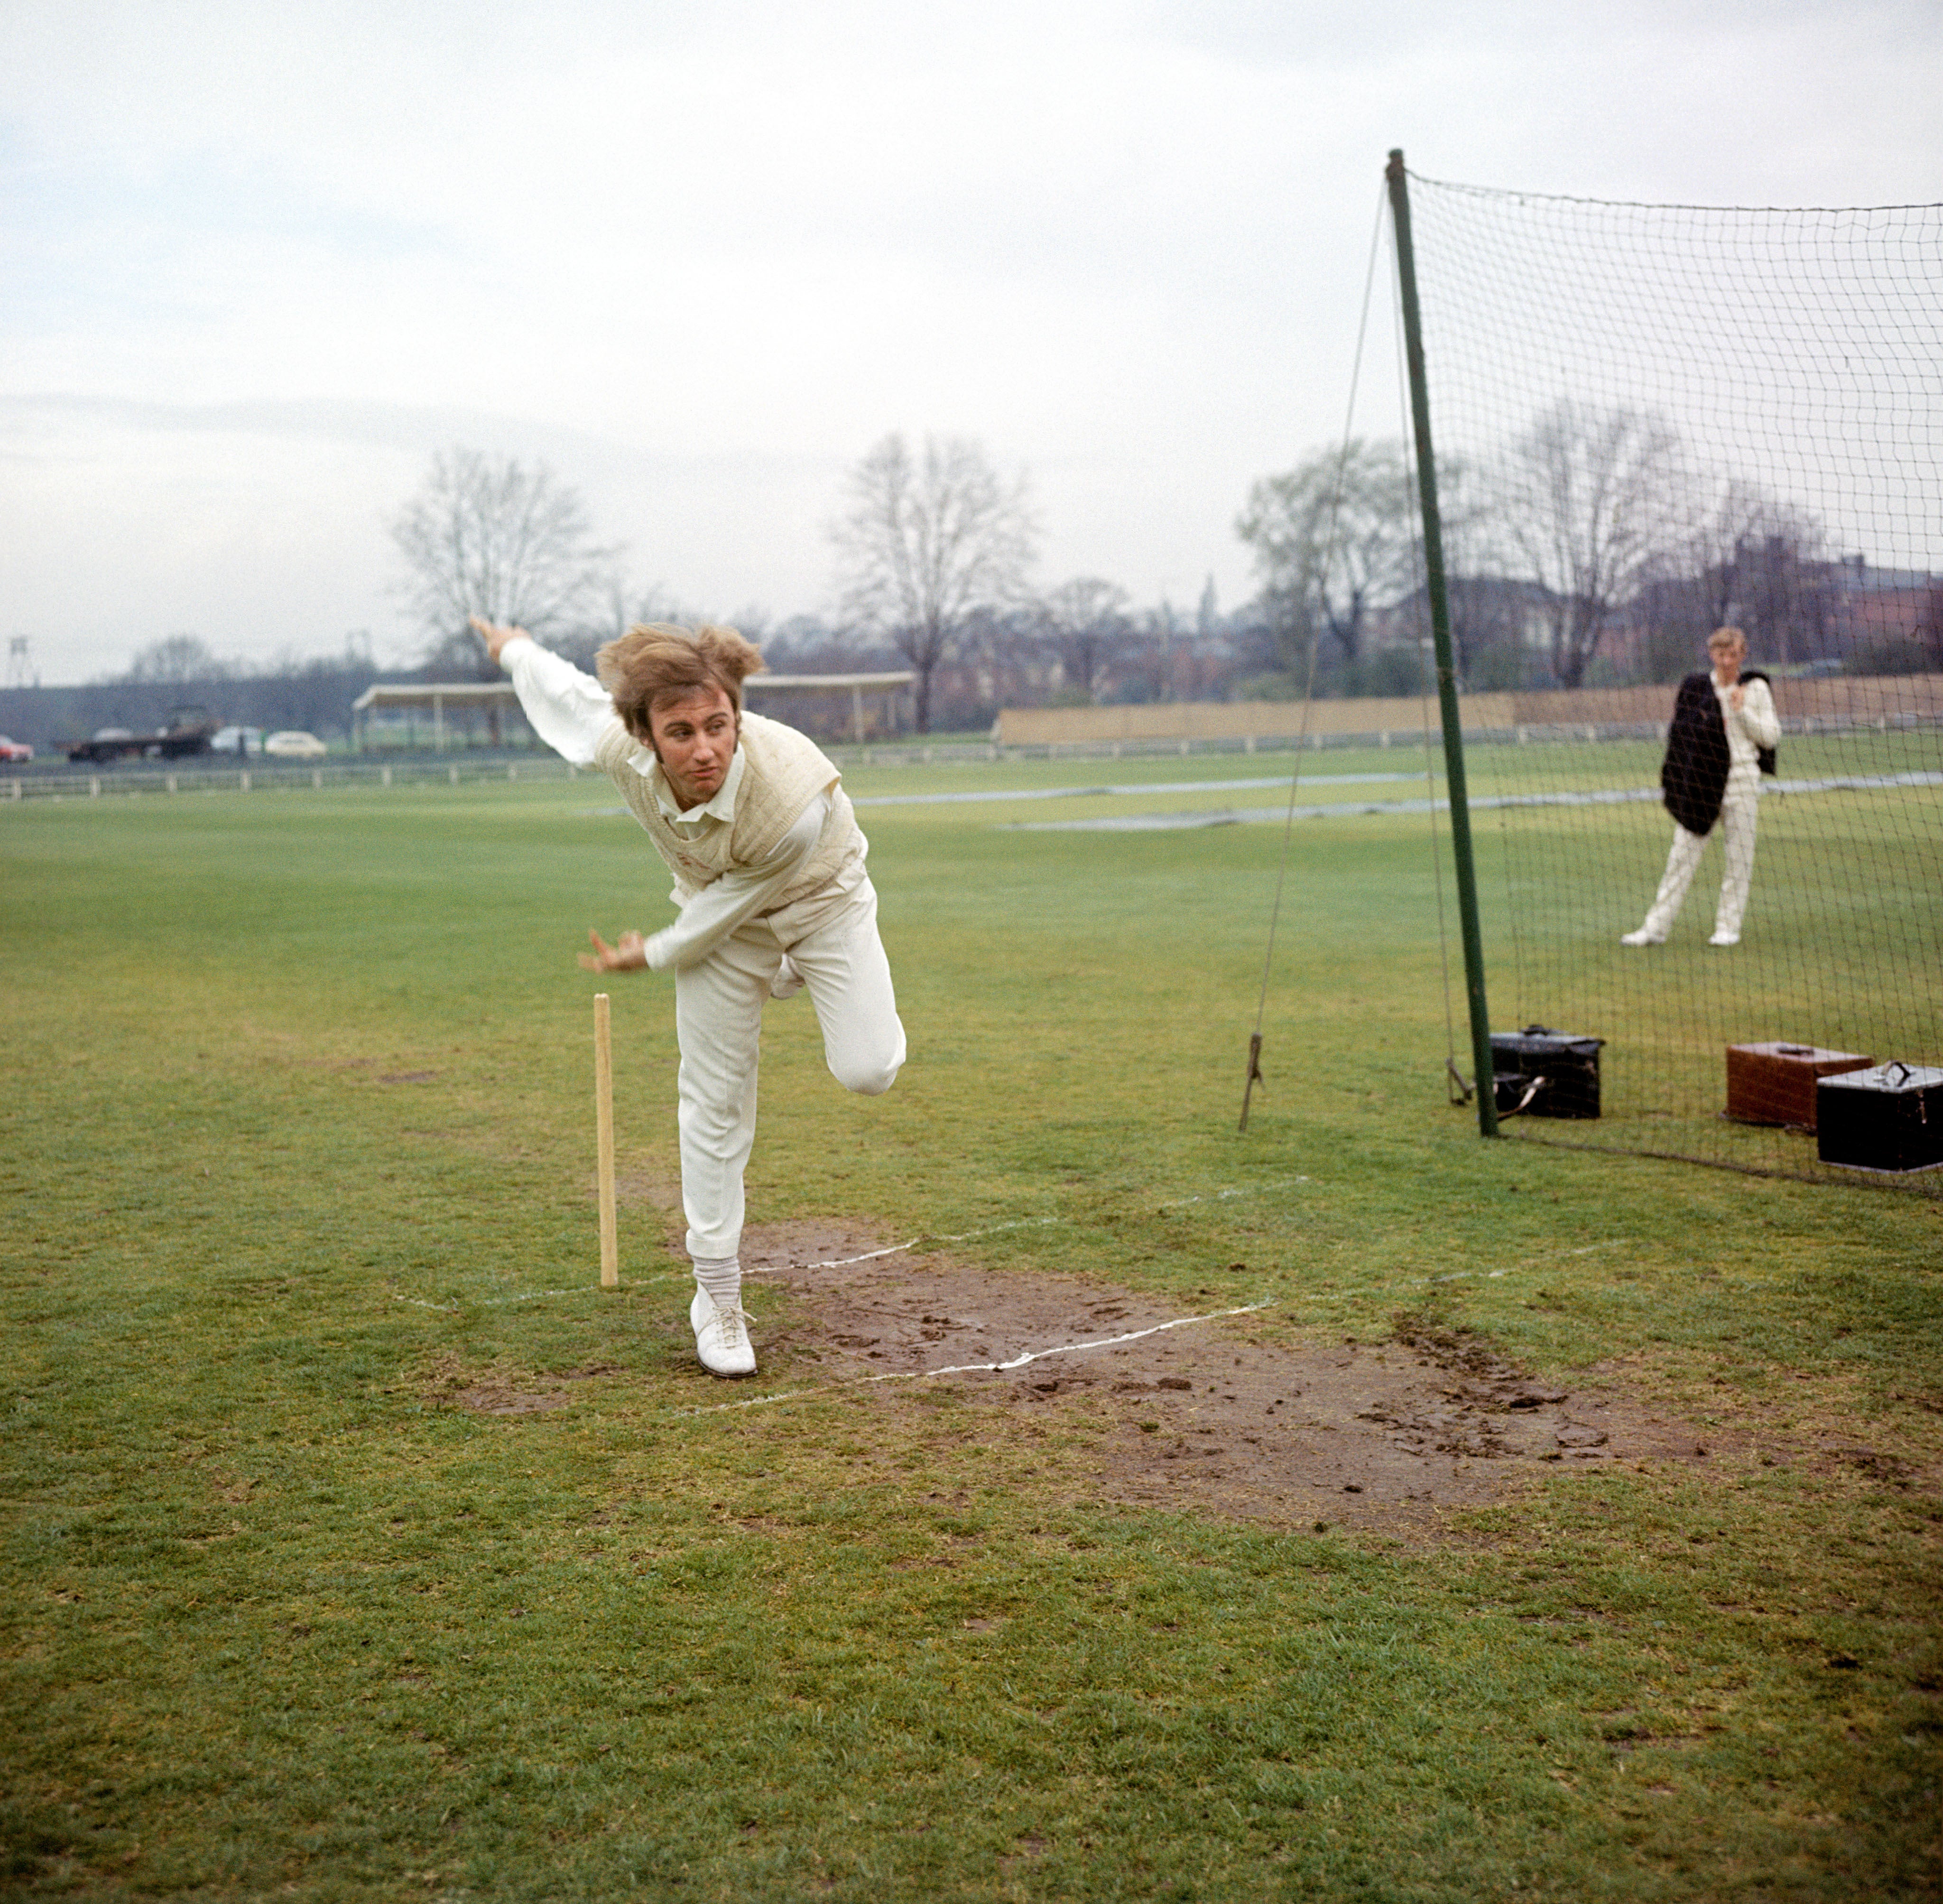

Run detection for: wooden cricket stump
[[594, 993, 618, 1288]]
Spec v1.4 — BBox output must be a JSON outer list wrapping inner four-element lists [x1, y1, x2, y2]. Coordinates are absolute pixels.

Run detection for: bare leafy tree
[[391, 449, 620, 681], [1634, 480, 1769, 680], [1681, 480, 1780, 629], [1924, 580, 1943, 672], [121, 633, 232, 684], [1636, 480, 1837, 679], [1703, 491, 1831, 669], [546, 577, 698, 673], [1037, 576, 1132, 705], [1500, 402, 1688, 688], [1235, 439, 1416, 675], [831, 433, 1037, 732]]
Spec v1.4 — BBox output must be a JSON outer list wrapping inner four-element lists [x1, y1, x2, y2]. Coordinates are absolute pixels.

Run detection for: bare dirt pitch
[[738, 1220, 1720, 1542]]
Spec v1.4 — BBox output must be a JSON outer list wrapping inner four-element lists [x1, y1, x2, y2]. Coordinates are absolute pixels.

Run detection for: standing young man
[[472, 615, 905, 1377], [1622, 625, 1781, 949]]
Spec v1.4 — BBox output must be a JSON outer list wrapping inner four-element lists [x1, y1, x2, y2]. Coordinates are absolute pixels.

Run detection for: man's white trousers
[[674, 880, 904, 1262], [1640, 773, 1760, 939]]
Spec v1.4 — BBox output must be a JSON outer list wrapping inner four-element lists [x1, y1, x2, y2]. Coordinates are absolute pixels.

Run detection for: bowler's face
[[649, 687, 738, 810]]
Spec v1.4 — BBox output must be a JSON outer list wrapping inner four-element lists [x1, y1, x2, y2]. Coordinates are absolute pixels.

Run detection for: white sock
[[691, 1254, 741, 1309]]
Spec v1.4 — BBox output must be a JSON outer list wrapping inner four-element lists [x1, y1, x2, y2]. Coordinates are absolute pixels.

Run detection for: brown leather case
[[1725, 1042, 1875, 1130]]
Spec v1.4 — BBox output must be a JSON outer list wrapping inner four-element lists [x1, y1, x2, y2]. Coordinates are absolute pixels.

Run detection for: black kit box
[[1491, 1026, 1605, 1120], [1816, 1063, 1943, 1173]]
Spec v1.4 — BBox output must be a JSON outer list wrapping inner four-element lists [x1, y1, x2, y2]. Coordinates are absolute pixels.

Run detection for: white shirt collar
[[647, 743, 745, 826]]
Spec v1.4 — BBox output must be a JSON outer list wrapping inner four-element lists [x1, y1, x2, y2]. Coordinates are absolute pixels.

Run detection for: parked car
[[210, 726, 265, 755], [263, 730, 328, 759], [0, 736, 35, 763]]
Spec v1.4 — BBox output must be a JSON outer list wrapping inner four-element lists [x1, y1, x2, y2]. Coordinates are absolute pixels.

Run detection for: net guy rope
[[666, 1300, 1279, 1421], [1239, 181, 1391, 1133]]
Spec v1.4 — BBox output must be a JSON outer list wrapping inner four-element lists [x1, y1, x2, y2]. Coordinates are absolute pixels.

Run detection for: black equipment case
[[1816, 1063, 1943, 1173], [1491, 1026, 1605, 1120]]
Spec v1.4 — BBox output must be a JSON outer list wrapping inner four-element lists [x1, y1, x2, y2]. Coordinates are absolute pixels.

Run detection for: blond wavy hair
[[597, 623, 766, 742]]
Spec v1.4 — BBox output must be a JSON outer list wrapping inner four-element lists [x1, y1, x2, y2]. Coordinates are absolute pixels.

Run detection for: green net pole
[[1386, 149, 1499, 1137]]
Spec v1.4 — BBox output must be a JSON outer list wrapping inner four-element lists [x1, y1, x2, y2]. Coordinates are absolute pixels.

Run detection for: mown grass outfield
[[3, 752, 1939, 1903]]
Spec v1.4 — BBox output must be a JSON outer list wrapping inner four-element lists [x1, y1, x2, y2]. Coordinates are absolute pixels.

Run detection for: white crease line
[[391, 1281, 639, 1313], [1323, 1240, 1636, 1296], [744, 1215, 1065, 1275], [1179, 1237, 1638, 1308], [742, 1189, 1311, 1276], [744, 1242, 924, 1273], [1468, 1239, 1634, 1282], [1157, 1178, 1309, 1209], [389, 1180, 1317, 1313], [667, 1300, 1277, 1418], [385, 1232, 1065, 1310]]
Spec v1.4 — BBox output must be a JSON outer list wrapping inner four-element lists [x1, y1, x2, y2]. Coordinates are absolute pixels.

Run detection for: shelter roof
[[744, 672, 915, 691], [352, 682, 522, 712]]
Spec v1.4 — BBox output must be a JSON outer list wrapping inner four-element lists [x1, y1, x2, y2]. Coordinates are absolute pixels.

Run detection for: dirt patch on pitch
[[737, 1220, 1725, 1541]]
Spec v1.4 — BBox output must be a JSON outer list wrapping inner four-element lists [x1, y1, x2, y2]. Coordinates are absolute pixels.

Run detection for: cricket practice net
[[1395, 170, 1942, 1189]]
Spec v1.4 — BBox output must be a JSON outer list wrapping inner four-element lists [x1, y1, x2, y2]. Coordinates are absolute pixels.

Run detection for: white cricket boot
[[1619, 928, 1666, 947], [690, 1287, 757, 1378]]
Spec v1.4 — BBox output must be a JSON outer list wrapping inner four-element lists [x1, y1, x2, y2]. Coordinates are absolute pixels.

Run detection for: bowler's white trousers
[[1639, 771, 1761, 940], [676, 878, 905, 1262]]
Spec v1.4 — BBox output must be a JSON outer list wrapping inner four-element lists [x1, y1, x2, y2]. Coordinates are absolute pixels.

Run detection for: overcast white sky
[[4, 0, 1938, 682]]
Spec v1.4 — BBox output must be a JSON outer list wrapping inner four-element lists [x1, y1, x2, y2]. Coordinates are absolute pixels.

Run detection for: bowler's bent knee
[[832, 1049, 902, 1096]]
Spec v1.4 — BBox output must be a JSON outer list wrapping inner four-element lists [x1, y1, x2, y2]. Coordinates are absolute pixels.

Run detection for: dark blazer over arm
[[1659, 669, 1774, 836]]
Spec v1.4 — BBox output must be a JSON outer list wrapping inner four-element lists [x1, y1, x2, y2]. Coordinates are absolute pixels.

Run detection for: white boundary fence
[[3, 706, 1937, 803]]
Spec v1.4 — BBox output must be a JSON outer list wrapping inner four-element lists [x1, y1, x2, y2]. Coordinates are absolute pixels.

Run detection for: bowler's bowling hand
[[468, 615, 529, 664], [1729, 684, 1745, 712], [578, 928, 650, 973]]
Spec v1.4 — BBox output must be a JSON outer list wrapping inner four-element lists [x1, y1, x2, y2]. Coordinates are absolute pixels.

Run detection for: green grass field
[[3, 765, 1939, 1902]]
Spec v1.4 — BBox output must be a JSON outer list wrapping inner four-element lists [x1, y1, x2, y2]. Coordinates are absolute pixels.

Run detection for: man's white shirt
[[1712, 672, 1780, 777], [499, 634, 827, 970]]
